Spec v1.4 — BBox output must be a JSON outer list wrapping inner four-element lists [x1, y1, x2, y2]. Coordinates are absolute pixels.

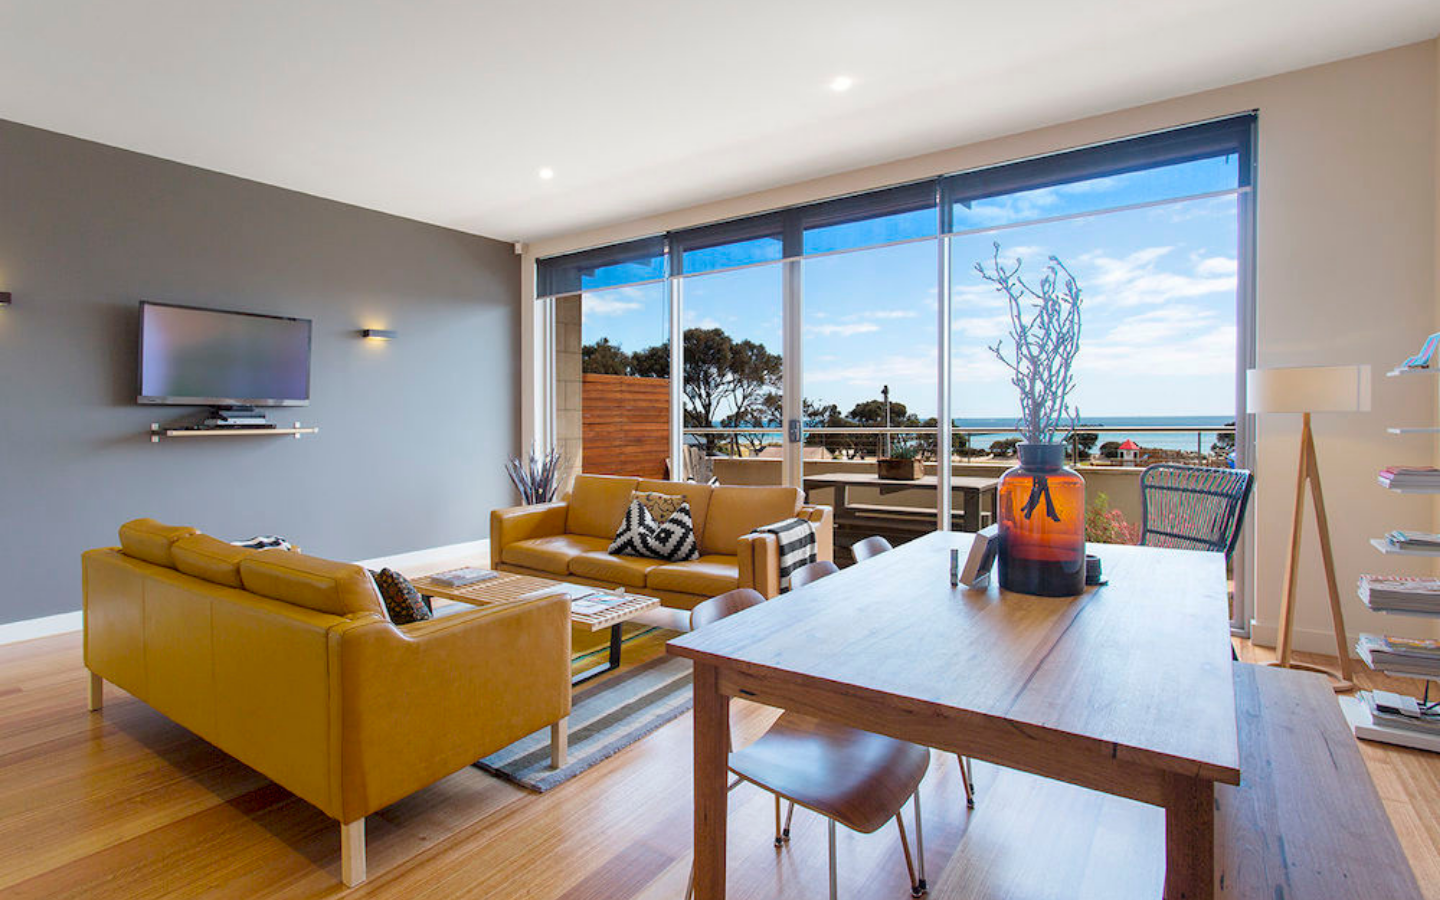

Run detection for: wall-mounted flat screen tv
[[137, 301, 312, 406]]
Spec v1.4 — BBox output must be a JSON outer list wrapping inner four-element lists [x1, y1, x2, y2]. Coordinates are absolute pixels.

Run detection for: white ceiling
[[2, 1, 1438, 243]]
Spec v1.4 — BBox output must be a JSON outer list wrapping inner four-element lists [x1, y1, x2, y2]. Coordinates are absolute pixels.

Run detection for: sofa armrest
[[329, 595, 571, 822], [736, 508, 834, 599], [799, 504, 834, 563], [490, 502, 569, 568]]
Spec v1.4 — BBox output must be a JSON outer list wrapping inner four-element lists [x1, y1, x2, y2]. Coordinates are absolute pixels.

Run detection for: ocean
[[953, 415, 1235, 452]]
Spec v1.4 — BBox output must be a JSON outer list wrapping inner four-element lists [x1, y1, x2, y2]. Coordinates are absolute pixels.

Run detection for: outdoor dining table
[[801, 471, 1000, 532]]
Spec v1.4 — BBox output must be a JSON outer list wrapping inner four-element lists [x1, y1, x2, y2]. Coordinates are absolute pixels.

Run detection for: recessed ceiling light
[[538, 167, 555, 180], [829, 76, 854, 93]]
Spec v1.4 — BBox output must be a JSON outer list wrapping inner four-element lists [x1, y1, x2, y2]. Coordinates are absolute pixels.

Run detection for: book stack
[[1359, 690, 1440, 737], [1357, 574, 1440, 614], [429, 567, 497, 588], [1378, 466, 1440, 490], [1385, 530, 1440, 551], [1356, 633, 1440, 678]]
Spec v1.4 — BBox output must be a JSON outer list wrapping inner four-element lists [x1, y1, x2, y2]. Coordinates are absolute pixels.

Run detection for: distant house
[[1117, 439, 1141, 466]]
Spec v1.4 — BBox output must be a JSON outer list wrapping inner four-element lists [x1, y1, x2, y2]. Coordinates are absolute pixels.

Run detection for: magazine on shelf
[[1362, 690, 1440, 736], [1386, 530, 1440, 550], [1378, 466, 1440, 489], [1356, 633, 1440, 677], [1358, 575, 1440, 614]]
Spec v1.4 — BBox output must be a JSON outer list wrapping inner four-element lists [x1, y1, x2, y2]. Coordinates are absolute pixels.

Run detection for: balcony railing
[[684, 424, 1238, 467]]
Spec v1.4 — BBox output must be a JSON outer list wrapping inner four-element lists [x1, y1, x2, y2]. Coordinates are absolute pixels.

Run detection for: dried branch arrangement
[[506, 445, 565, 504], [977, 242, 1083, 445]]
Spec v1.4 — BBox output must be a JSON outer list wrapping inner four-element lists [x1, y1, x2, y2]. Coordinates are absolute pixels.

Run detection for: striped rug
[[475, 653, 693, 792]]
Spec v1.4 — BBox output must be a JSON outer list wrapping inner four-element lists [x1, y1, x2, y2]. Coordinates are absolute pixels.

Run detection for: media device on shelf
[[137, 301, 312, 428]]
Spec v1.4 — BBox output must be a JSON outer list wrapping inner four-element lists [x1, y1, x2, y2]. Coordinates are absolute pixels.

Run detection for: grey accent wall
[[0, 118, 519, 625]]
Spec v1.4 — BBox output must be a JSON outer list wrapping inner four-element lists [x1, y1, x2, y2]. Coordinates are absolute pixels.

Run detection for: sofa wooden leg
[[341, 819, 366, 887], [551, 717, 568, 770], [87, 672, 103, 712]]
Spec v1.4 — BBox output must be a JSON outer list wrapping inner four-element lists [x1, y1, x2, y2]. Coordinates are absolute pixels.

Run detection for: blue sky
[[577, 156, 1241, 422]]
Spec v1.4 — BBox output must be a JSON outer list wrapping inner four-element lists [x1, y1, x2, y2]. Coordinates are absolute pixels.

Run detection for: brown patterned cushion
[[631, 490, 685, 522], [371, 568, 433, 625]]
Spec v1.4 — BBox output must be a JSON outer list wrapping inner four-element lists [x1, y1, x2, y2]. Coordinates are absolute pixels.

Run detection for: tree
[[989, 437, 1021, 457], [631, 341, 670, 378], [676, 328, 782, 455], [848, 398, 913, 426], [1211, 432, 1236, 457], [1099, 440, 1121, 459], [581, 338, 632, 375], [1071, 431, 1099, 460]]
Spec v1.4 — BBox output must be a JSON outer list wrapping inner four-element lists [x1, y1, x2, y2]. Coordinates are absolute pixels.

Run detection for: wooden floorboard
[[0, 630, 1435, 899]]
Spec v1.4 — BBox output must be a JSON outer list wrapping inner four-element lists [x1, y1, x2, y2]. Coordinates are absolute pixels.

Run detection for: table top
[[802, 472, 1000, 490], [668, 530, 1240, 785], [411, 571, 659, 631]]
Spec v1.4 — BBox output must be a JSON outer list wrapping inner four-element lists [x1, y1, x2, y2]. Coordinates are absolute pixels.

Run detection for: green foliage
[[581, 337, 633, 375], [887, 443, 919, 460], [989, 437, 1021, 457]]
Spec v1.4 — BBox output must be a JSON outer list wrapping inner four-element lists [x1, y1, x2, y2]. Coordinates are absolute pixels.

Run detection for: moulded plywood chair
[[788, 559, 840, 590], [849, 535, 893, 563], [791, 545, 976, 810], [685, 587, 932, 899]]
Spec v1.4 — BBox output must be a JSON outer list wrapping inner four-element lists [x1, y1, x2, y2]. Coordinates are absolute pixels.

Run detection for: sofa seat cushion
[[646, 555, 740, 597], [502, 534, 610, 575], [569, 551, 666, 588]]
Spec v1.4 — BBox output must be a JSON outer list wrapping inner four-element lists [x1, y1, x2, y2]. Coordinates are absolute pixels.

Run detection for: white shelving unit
[[150, 422, 319, 443], [1357, 363, 1440, 750]]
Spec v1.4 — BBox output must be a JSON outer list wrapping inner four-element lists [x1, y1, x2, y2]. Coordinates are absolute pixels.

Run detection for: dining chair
[[1139, 464, 1254, 557], [850, 535, 893, 562], [685, 588, 931, 900], [785, 557, 976, 810], [788, 559, 840, 590]]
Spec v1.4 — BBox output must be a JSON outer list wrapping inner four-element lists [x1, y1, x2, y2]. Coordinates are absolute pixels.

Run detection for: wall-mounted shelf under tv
[[151, 423, 319, 443], [1387, 367, 1440, 377]]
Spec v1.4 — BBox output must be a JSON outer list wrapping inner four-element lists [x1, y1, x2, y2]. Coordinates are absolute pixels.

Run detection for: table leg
[[571, 623, 625, 686], [1162, 774, 1214, 900], [693, 662, 729, 900], [962, 487, 980, 533]]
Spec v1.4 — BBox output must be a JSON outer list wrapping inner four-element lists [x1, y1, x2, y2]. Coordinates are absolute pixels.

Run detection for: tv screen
[[137, 301, 312, 406]]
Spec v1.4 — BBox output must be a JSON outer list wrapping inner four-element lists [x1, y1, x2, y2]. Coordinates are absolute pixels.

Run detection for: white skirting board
[[0, 539, 492, 648], [1248, 619, 1363, 658], [1340, 694, 1440, 753], [0, 611, 84, 647]]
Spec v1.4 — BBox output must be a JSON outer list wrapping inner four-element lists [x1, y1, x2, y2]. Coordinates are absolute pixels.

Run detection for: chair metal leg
[[914, 790, 927, 895], [959, 755, 975, 809], [774, 793, 784, 846], [828, 818, 838, 900], [895, 813, 920, 896], [782, 800, 795, 842]]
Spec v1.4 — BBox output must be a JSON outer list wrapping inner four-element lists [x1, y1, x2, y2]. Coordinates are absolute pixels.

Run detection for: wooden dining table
[[667, 530, 1240, 900]]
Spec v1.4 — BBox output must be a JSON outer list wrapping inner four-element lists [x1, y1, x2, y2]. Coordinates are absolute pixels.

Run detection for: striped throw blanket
[[751, 518, 818, 591]]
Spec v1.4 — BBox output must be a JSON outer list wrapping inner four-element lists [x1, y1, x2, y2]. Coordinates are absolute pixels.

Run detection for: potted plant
[[877, 443, 923, 481], [978, 242, 1086, 597]]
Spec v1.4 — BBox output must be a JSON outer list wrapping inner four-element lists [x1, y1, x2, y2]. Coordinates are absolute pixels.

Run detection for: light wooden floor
[[0, 631, 1436, 899]]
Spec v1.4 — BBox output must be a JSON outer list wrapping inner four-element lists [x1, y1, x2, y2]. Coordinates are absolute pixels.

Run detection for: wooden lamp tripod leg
[[1268, 412, 1355, 692]]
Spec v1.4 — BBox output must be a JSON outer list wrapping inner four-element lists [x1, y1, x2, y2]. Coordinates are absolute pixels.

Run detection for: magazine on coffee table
[[517, 581, 630, 614]]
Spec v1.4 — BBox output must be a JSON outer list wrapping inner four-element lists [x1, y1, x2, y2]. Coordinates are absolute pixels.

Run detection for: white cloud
[[581, 293, 642, 320], [952, 314, 1011, 340], [1081, 247, 1236, 308], [859, 309, 918, 320], [1079, 306, 1236, 377], [807, 323, 881, 337]]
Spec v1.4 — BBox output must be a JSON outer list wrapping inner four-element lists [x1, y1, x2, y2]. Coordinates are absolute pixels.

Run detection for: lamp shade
[[1246, 364, 1371, 413]]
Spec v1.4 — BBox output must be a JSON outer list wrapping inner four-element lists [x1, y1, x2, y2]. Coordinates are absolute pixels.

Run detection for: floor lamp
[[1247, 364, 1371, 692]]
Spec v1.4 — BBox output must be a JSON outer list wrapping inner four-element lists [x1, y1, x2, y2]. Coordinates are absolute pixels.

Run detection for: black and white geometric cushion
[[609, 499, 700, 562]]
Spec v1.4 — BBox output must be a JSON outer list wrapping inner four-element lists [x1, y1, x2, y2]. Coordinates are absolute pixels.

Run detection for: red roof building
[[1117, 439, 1141, 451]]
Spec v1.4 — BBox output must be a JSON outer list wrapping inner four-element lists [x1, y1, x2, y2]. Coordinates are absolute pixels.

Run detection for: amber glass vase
[[997, 442, 1086, 596]]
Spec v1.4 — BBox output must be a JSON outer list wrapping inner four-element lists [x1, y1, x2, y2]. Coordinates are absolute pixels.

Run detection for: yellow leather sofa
[[83, 518, 572, 887], [491, 474, 833, 608]]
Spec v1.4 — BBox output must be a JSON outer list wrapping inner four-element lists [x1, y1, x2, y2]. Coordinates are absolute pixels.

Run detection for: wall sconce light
[[0, 292, 11, 307], [360, 329, 396, 341]]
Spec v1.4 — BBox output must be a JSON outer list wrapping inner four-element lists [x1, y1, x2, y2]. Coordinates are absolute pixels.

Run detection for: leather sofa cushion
[[503, 534, 610, 575], [635, 479, 713, 545], [566, 474, 640, 538], [701, 486, 802, 557], [646, 555, 740, 597], [172, 534, 256, 588], [239, 549, 384, 617], [118, 518, 198, 568], [570, 551, 665, 588]]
